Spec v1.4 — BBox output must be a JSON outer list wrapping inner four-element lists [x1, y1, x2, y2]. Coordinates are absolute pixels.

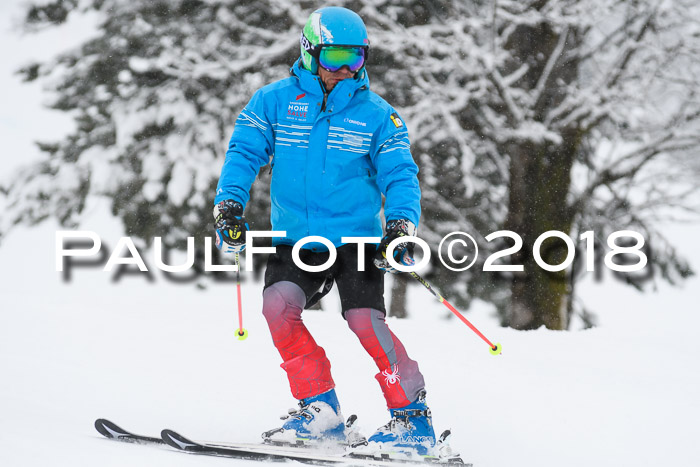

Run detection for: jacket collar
[[290, 59, 370, 111]]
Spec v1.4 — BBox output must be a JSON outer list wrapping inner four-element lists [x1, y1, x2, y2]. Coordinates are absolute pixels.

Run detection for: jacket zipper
[[321, 91, 328, 112]]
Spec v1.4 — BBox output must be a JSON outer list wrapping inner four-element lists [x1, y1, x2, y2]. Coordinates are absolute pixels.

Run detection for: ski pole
[[408, 271, 502, 355], [234, 253, 249, 341]]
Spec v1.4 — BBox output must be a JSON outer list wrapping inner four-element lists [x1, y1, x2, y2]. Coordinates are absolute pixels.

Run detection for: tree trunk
[[505, 131, 580, 330], [389, 274, 409, 318], [502, 22, 582, 330]]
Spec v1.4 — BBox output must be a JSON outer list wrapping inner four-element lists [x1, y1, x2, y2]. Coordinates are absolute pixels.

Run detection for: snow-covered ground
[[2, 1, 700, 466], [1, 201, 700, 467]]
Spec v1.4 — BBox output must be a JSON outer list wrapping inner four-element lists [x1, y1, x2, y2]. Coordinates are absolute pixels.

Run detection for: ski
[[94, 418, 165, 445], [95, 418, 469, 465], [161, 428, 469, 465]]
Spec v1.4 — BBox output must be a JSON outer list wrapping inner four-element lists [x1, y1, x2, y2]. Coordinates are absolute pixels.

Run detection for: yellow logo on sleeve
[[390, 112, 404, 128]]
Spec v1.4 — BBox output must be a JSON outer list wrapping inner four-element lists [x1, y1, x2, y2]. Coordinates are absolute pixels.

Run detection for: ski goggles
[[318, 46, 367, 72]]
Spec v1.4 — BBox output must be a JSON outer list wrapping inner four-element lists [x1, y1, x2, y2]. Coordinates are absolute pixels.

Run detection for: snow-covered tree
[[3, 0, 698, 329], [363, 0, 700, 328], [2, 0, 310, 246]]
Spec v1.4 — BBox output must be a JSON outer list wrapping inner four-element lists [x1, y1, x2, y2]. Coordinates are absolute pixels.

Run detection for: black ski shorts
[[264, 243, 386, 315]]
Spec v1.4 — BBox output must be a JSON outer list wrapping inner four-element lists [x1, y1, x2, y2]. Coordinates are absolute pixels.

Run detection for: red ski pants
[[262, 281, 425, 408]]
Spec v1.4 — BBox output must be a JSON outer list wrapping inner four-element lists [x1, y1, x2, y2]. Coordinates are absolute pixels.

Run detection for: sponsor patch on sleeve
[[389, 112, 404, 128]]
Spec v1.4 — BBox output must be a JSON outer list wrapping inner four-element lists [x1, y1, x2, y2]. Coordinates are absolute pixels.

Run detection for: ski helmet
[[300, 7, 370, 74]]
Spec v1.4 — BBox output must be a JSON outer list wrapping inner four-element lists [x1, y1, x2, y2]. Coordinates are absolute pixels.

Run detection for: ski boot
[[262, 389, 347, 446], [365, 391, 436, 457]]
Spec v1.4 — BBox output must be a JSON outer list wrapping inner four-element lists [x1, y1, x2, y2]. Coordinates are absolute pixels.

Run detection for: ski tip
[[95, 418, 126, 439], [345, 414, 358, 428], [161, 429, 201, 451], [438, 429, 452, 444], [95, 419, 166, 445]]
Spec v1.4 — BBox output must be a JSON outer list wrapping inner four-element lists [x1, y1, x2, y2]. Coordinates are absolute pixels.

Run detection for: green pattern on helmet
[[301, 12, 321, 72]]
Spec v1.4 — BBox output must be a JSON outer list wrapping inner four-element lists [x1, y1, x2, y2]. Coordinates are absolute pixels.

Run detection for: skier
[[214, 6, 435, 456]]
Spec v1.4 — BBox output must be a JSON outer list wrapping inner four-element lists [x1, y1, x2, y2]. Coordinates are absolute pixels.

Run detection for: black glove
[[213, 200, 249, 253], [374, 219, 417, 273]]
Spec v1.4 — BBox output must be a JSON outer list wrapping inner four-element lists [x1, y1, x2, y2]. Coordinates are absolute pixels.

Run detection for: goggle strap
[[300, 31, 321, 57]]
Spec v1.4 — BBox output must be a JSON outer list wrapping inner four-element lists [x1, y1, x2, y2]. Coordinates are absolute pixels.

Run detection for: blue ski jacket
[[215, 59, 421, 250]]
